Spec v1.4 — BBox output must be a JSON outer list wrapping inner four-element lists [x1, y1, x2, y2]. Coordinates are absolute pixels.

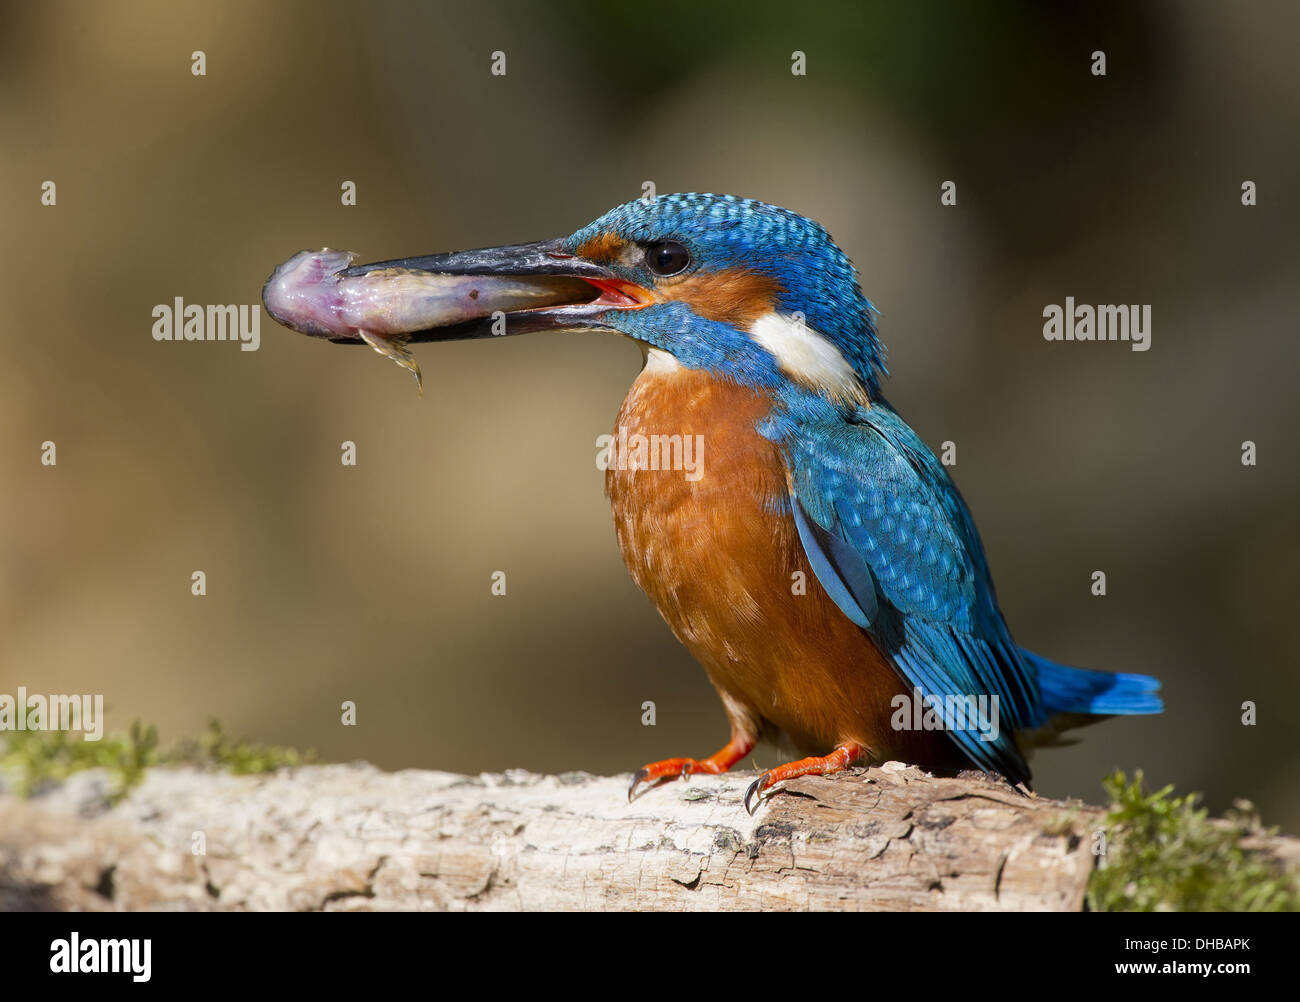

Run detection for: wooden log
[[0, 761, 1128, 911]]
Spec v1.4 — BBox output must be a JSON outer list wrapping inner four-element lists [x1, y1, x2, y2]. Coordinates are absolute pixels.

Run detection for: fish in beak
[[262, 240, 652, 392]]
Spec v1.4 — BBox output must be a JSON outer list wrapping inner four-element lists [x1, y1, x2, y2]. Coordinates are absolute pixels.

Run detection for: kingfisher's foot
[[628, 735, 755, 802], [743, 742, 865, 815]]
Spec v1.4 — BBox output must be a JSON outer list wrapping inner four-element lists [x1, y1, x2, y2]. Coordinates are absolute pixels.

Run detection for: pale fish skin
[[262, 248, 590, 391]]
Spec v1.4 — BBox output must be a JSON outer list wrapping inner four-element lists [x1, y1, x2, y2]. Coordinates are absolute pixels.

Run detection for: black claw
[[628, 768, 648, 802], [744, 774, 768, 815]]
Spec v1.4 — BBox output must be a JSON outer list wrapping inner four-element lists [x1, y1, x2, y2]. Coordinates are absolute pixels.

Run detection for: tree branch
[[0, 762, 1293, 911]]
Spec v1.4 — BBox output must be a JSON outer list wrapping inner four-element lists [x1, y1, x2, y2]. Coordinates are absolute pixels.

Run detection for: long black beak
[[341, 238, 646, 344], [339, 238, 611, 282], [330, 237, 621, 343]]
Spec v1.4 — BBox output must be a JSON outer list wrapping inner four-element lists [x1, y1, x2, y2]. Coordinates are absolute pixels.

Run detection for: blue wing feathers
[[790, 493, 878, 628], [777, 400, 1162, 783]]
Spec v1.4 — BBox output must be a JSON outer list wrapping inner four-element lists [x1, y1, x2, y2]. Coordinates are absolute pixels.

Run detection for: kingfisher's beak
[[356, 238, 654, 341]]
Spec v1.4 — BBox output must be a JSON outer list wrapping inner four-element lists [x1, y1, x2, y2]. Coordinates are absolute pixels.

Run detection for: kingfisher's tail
[[1020, 647, 1164, 716]]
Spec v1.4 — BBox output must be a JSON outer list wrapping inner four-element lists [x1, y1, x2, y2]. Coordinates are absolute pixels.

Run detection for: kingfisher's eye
[[644, 241, 691, 276]]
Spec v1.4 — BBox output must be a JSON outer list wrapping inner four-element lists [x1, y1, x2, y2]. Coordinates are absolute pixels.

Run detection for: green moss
[[1087, 770, 1300, 912], [0, 720, 159, 803], [166, 719, 314, 775], [0, 718, 314, 804]]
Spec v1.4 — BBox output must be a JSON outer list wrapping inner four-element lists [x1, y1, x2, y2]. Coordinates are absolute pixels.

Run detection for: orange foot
[[743, 742, 865, 815], [628, 734, 754, 802]]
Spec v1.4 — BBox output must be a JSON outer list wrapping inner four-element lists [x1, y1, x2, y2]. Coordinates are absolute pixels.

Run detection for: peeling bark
[[0, 761, 1279, 912]]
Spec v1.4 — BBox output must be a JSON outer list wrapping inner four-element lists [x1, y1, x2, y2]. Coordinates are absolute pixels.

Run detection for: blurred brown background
[[2, 0, 1297, 827]]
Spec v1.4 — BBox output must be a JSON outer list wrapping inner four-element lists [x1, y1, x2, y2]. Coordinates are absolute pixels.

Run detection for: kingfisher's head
[[332, 193, 885, 407]]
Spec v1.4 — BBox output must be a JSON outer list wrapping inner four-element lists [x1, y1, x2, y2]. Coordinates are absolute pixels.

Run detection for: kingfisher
[[266, 193, 1163, 813]]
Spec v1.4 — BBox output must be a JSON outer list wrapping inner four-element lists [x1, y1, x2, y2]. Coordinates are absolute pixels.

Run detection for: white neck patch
[[749, 311, 867, 406], [640, 346, 682, 376]]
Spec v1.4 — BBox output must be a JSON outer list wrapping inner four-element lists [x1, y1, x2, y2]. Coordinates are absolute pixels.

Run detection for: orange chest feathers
[[604, 357, 797, 652], [604, 355, 943, 759]]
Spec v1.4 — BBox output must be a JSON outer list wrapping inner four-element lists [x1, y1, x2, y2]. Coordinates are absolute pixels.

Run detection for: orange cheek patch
[[657, 268, 783, 327], [573, 231, 630, 264]]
